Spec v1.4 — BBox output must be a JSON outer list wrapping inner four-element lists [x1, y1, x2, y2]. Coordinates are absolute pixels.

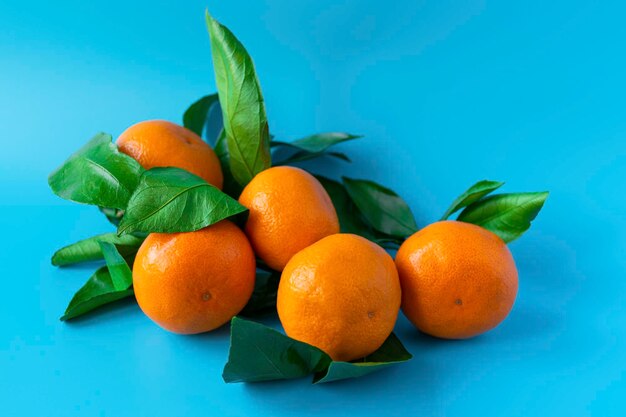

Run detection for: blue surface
[[2, 1, 625, 416]]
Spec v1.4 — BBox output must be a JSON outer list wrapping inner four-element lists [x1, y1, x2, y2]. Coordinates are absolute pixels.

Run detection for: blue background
[[1, 0, 625, 416]]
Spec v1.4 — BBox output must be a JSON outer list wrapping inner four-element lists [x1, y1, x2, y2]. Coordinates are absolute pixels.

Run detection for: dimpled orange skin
[[238, 166, 339, 271], [117, 120, 223, 189], [395, 220, 518, 339], [132, 221, 255, 334], [277, 234, 401, 361]]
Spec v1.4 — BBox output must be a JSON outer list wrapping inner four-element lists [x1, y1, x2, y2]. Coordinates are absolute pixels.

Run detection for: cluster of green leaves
[[49, 10, 549, 386], [441, 180, 549, 242], [48, 113, 247, 322]]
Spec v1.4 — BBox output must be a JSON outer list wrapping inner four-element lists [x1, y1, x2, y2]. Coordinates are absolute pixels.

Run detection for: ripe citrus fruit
[[395, 220, 518, 339], [238, 166, 339, 271], [277, 234, 401, 361], [117, 120, 223, 189], [132, 220, 255, 334]]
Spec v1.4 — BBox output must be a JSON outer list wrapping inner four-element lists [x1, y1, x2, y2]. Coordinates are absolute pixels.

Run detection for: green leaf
[[316, 176, 404, 246], [98, 242, 133, 291], [118, 167, 247, 235], [441, 180, 505, 220], [457, 192, 549, 243], [342, 177, 418, 238], [222, 317, 412, 384], [272, 132, 361, 153], [272, 132, 359, 166], [48, 133, 144, 209], [206, 12, 271, 186], [214, 129, 243, 197], [240, 268, 280, 316], [52, 232, 144, 267], [223, 317, 331, 383], [274, 150, 351, 166], [313, 333, 413, 383], [317, 176, 373, 236], [60, 267, 134, 321], [182, 93, 220, 137]]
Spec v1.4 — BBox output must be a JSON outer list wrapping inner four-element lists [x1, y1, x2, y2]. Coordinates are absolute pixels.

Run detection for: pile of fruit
[[49, 13, 548, 384]]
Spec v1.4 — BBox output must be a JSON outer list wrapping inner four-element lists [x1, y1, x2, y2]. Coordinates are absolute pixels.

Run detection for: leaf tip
[[47, 170, 56, 187], [534, 191, 550, 209], [205, 9, 220, 31], [50, 250, 62, 266]]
